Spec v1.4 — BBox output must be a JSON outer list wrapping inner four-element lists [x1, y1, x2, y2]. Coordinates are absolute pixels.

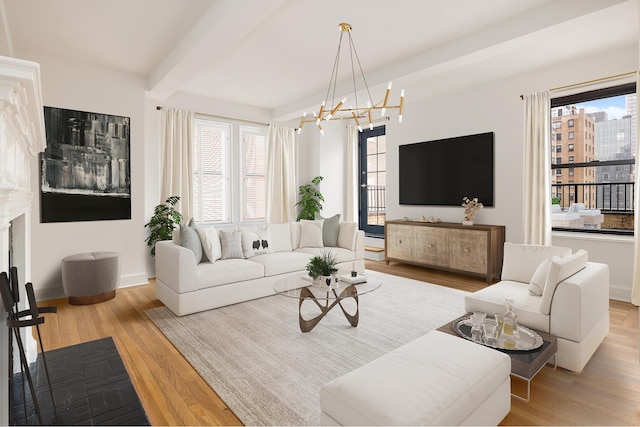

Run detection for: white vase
[[462, 220, 474, 226]]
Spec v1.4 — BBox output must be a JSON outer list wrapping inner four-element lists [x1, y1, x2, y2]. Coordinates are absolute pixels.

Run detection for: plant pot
[[463, 220, 474, 226]]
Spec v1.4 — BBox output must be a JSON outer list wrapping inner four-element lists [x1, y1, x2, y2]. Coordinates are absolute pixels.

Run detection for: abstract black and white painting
[[40, 107, 131, 222]]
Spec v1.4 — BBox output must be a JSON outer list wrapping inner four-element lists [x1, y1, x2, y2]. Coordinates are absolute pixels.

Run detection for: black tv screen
[[399, 132, 494, 206]]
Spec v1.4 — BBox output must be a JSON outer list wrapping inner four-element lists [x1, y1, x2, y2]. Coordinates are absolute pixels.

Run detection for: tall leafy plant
[[144, 195, 182, 257], [295, 176, 324, 221]]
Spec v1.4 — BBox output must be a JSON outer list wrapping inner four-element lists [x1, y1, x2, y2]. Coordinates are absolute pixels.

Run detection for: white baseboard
[[609, 283, 632, 303], [365, 250, 385, 261]]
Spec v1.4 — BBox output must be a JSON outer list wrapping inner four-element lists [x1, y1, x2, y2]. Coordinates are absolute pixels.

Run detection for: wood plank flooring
[[34, 259, 639, 426]]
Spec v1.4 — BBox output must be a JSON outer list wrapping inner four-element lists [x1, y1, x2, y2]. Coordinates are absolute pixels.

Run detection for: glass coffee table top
[[273, 271, 381, 301]]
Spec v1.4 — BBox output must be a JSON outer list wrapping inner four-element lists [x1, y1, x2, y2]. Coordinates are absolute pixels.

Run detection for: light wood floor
[[34, 259, 640, 426]]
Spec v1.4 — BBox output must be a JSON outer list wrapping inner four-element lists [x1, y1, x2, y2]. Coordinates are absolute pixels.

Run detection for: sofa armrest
[[355, 230, 365, 260], [550, 262, 609, 342], [155, 240, 198, 294]]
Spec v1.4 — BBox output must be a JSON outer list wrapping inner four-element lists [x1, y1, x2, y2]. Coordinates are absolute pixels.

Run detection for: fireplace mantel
[[0, 55, 46, 426]]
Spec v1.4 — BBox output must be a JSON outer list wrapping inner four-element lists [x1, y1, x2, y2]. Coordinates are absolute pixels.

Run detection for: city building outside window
[[568, 119, 575, 127]]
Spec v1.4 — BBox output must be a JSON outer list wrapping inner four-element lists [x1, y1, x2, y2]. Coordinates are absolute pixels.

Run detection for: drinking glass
[[471, 311, 486, 331], [483, 322, 498, 345]]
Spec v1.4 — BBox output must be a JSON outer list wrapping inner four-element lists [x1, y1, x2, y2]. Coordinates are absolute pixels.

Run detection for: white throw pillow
[[539, 250, 588, 315], [241, 229, 273, 258], [528, 258, 551, 296], [268, 223, 293, 252], [299, 220, 324, 248], [338, 222, 357, 250], [196, 227, 221, 263], [219, 230, 244, 260], [501, 242, 572, 283]]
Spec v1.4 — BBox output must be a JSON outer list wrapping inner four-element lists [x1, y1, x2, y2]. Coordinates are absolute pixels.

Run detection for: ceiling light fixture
[[297, 23, 404, 135]]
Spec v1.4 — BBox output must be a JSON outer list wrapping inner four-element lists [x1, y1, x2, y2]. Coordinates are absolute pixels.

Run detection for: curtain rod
[[156, 106, 269, 126], [519, 70, 638, 99]]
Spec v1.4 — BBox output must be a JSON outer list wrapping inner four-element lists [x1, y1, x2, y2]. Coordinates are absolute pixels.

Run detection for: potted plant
[[295, 176, 324, 221], [144, 195, 183, 257], [306, 250, 338, 287]]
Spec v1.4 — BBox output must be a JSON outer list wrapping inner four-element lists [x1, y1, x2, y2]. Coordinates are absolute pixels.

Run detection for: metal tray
[[452, 316, 544, 352]]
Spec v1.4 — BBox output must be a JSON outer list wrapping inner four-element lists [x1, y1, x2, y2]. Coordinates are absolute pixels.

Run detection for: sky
[[576, 95, 628, 120]]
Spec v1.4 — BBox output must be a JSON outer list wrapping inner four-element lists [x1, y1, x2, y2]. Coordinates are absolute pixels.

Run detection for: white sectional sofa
[[465, 243, 610, 373], [155, 219, 365, 316]]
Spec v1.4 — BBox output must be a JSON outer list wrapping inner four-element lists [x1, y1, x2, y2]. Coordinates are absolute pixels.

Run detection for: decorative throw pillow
[[316, 213, 340, 247], [197, 226, 222, 263], [299, 220, 324, 248], [539, 250, 588, 315], [241, 229, 273, 257], [528, 258, 551, 296], [338, 222, 357, 250], [219, 230, 244, 260], [180, 219, 203, 263], [268, 223, 293, 252]]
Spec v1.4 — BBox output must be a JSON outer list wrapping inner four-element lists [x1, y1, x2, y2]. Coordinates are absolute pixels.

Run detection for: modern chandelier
[[297, 23, 404, 135]]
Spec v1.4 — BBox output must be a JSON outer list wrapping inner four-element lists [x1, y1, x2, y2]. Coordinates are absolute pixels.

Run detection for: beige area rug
[[146, 271, 468, 426]]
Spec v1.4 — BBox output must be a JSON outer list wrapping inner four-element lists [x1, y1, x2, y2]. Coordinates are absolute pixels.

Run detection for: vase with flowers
[[462, 197, 483, 225]]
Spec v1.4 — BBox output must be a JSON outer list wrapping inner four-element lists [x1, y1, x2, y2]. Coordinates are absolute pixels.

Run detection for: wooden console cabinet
[[385, 220, 505, 283]]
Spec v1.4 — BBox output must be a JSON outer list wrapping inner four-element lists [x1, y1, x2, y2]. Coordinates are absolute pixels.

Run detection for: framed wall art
[[40, 107, 131, 222]]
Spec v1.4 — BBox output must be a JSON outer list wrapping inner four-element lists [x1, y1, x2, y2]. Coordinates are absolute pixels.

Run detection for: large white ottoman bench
[[320, 330, 511, 426]]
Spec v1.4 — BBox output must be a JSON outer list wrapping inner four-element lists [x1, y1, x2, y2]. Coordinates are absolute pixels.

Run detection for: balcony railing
[[551, 182, 634, 212], [366, 185, 386, 226]]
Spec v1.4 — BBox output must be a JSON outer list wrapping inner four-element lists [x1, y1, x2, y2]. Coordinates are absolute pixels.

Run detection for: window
[[241, 126, 267, 222], [555, 157, 562, 164], [550, 82, 636, 234], [555, 133, 562, 141], [193, 119, 231, 223], [192, 118, 267, 225], [555, 145, 562, 153], [552, 121, 562, 129], [359, 126, 386, 236]]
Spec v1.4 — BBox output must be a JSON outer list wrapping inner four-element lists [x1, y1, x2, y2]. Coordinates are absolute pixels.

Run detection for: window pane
[[241, 127, 267, 221], [193, 120, 230, 223]]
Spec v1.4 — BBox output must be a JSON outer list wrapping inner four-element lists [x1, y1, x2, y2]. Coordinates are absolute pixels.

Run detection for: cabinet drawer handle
[[464, 248, 469, 253]]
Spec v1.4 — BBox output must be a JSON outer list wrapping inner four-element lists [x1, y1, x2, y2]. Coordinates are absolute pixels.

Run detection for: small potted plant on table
[[306, 250, 339, 288]]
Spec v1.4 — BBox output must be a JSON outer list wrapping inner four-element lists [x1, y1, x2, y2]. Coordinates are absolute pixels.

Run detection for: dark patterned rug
[[10, 337, 149, 426]]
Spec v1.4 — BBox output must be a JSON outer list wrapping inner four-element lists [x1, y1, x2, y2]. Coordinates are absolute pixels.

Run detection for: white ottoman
[[320, 330, 511, 426], [61, 251, 120, 305]]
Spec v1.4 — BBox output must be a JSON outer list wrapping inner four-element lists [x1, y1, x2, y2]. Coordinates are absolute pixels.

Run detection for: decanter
[[501, 299, 518, 349]]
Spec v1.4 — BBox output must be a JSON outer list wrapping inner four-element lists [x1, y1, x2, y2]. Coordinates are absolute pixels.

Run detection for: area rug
[[146, 271, 468, 426]]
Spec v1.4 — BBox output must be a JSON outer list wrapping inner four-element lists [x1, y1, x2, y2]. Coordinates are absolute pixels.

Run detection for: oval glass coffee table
[[273, 271, 381, 332]]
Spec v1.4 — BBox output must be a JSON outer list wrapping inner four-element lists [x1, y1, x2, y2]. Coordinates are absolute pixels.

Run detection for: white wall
[[20, 52, 149, 300], [310, 44, 638, 301]]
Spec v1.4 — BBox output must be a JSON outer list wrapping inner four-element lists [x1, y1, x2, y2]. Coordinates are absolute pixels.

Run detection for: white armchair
[[464, 243, 609, 373]]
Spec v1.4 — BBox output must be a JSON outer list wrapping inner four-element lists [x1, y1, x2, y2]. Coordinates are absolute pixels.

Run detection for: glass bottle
[[501, 299, 518, 349]]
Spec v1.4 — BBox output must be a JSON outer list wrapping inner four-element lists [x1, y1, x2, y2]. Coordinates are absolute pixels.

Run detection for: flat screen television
[[399, 132, 494, 206]]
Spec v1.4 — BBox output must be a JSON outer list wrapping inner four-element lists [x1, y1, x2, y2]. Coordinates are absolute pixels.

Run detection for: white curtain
[[523, 91, 552, 245], [266, 125, 297, 223], [631, 72, 640, 306], [345, 125, 359, 222], [160, 108, 194, 222]]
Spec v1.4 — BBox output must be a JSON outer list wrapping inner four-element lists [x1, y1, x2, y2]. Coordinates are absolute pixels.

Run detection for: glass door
[[359, 126, 386, 237]]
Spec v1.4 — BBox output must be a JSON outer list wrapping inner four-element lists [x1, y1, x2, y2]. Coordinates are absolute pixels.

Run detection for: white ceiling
[[2, 0, 638, 121]]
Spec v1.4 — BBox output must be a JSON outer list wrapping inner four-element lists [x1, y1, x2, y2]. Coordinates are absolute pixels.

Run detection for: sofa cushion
[[338, 222, 357, 251], [195, 258, 264, 289], [249, 251, 313, 276], [294, 247, 356, 264], [241, 229, 273, 258], [464, 280, 549, 333], [540, 250, 588, 315], [180, 219, 203, 263], [316, 213, 340, 247], [268, 223, 293, 252], [528, 258, 552, 296], [299, 220, 324, 248], [196, 226, 221, 263], [501, 243, 572, 283], [219, 230, 244, 260]]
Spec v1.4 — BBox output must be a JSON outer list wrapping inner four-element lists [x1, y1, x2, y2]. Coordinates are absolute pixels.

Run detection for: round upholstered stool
[[61, 252, 120, 305]]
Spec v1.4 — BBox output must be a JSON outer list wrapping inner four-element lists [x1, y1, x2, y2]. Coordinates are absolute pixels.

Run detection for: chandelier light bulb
[[358, 125, 363, 132]]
